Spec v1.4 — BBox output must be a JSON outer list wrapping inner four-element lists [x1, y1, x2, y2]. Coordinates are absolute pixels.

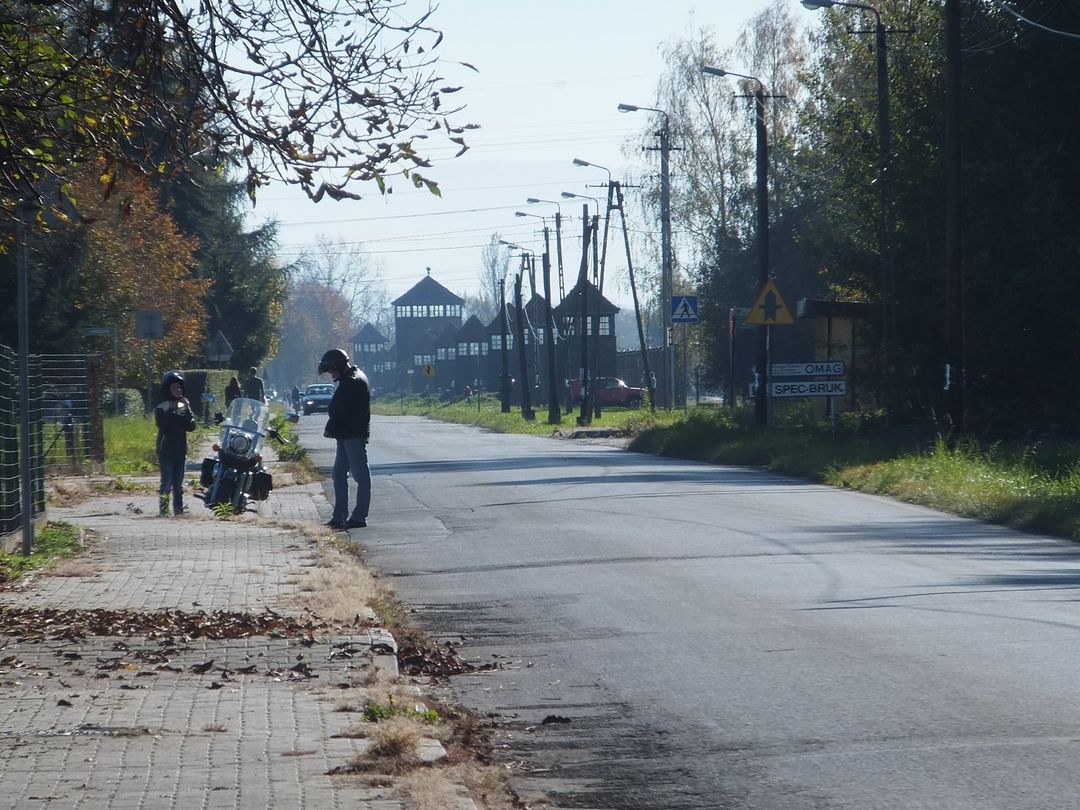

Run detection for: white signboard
[[769, 380, 847, 398], [771, 361, 845, 377]]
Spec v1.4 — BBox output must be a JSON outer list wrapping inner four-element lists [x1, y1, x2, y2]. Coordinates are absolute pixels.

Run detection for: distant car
[[569, 376, 643, 407], [301, 383, 335, 415]]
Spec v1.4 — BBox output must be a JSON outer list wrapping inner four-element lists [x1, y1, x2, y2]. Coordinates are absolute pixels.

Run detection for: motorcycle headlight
[[228, 433, 252, 453]]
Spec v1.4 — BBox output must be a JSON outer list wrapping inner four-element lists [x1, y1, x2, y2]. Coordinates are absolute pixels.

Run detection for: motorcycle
[[198, 397, 296, 514]]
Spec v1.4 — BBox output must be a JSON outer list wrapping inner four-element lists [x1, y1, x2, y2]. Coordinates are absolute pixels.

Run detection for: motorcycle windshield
[[219, 398, 269, 457], [223, 397, 270, 433]]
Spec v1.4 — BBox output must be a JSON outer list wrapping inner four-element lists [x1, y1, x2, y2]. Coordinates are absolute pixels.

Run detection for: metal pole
[[16, 199, 34, 556], [753, 86, 770, 427], [499, 278, 510, 413], [876, 16, 894, 415], [514, 266, 534, 421], [113, 329, 120, 416], [944, 0, 964, 431], [659, 119, 674, 410], [614, 181, 656, 412], [577, 205, 592, 426], [541, 228, 561, 424]]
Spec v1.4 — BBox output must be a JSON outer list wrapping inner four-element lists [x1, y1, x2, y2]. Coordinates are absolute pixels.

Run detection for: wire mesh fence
[[0, 346, 104, 536]]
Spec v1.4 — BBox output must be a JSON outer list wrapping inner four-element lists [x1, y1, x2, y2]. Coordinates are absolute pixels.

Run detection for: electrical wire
[[988, 0, 1080, 40]]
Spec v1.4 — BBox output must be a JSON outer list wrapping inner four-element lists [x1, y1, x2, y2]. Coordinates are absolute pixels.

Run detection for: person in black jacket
[[242, 366, 266, 404], [318, 348, 371, 530], [155, 370, 197, 516]]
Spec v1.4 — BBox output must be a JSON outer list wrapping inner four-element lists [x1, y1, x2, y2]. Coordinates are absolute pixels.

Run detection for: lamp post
[[802, 0, 894, 411], [527, 198, 566, 302], [618, 102, 675, 410], [496, 240, 520, 413], [572, 159, 614, 293], [700, 67, 770, 426]]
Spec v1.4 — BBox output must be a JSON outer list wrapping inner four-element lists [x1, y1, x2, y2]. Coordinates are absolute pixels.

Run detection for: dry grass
[[401, 764, 520, 810], [367, 718, 422, 759], [285, 546, 390, 626], [47, 559, 100, 578], [47, 479, 94, 506]]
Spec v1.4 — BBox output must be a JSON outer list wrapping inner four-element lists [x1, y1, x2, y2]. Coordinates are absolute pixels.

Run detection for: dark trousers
[[158, 453, 186, 513]]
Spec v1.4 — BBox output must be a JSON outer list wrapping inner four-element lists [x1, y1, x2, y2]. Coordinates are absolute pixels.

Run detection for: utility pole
[[590, 213, 602, 419], [659, 121, 674, 410], [499, 278, 511, 413], [752, 83, 770, 427], [944, 0, 964, 431], [16, 197, 35, 556], [541, 228, 561, 424], [576, 204, 592, 426], [614, 181, 656, 411], [514, 263, 535, 421]]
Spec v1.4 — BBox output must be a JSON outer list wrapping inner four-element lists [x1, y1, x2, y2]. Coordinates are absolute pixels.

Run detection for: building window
[[599, 316, 611, 336], [436, 348, 447, 360], [448, 348, 456, 360], [491, 335, 501, 351]]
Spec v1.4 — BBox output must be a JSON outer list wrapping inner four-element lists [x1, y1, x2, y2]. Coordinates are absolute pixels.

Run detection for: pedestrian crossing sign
[[672, 295, 699, 323]]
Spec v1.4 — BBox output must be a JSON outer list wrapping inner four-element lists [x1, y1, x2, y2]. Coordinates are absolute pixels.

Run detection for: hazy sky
[[250, 0, 779, 308]]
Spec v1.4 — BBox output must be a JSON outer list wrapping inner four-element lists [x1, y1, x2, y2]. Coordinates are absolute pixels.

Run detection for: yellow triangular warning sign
[[745, 279, 794, 326]]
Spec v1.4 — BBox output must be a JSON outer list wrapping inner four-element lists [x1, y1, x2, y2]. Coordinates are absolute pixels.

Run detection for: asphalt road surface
[[299, 412, 1080, 810]]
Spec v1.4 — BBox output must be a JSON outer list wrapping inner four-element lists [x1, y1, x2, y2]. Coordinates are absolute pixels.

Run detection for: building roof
[[349, 323, 388, 344], [553, 279, 620, 316], [391, 272, 466, 306], [433, 323, 459, 349], [456, 315, 488, 342]]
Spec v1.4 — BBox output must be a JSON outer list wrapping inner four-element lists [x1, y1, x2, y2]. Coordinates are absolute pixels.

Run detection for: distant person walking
[[224, 375, 241, 406], [318, 348, 371, 531], [155, 370, 196, 516], [290, 384, 301, 412], [242, 366, 266, 404]]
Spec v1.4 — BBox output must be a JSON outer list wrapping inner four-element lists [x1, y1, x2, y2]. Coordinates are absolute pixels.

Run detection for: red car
[[569, 376, 644, 407]]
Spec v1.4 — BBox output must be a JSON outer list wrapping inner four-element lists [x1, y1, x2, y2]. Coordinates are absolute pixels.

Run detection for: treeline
[[0, 0, 465, 389], [635, 0, 1080, 435], [0, 165, 286, 384]]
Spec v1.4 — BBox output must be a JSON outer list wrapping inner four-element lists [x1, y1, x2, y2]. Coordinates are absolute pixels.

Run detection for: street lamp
[[573, 159, 614, 292], [701, 67, 770, 426], [802, 0, 894, 412], [559, 190, 599, 217], [618, 101, 675, 410], [527, 198, 566, 302]]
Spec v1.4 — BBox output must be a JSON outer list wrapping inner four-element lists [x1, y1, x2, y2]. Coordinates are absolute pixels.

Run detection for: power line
[[989, 0, 1080, 39]]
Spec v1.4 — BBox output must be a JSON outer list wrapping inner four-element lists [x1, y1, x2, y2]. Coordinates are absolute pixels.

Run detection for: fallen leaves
[[0, 606, 331, 642]]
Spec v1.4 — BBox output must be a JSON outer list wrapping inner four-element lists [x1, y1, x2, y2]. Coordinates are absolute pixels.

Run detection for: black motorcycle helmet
[[161, 370, 185, 399], [318, 348, 351, 375]]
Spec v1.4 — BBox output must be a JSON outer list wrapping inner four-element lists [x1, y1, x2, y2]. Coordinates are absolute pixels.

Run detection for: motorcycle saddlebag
[[250, 470, 273, 501], [200, 457, 217, 488]]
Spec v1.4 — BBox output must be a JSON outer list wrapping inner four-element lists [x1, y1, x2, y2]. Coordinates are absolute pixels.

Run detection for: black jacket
[[155, 397, 197, 457], [326, 367, 370, 441]]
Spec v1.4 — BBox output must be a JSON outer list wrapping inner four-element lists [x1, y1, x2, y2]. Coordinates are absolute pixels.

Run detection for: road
[[298, 412, 1080, 809]]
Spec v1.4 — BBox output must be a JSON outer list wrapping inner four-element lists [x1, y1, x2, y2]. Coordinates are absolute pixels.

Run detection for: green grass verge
[[0, 521, 82, 582], [380, 395, 1080, 544], [631, 407, 1080, 542], [372, 393, 685, 436], [104, 416, 208, 475]]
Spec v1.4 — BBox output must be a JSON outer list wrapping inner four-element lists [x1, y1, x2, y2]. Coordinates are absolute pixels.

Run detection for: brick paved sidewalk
[[0, 479, 413, 810]]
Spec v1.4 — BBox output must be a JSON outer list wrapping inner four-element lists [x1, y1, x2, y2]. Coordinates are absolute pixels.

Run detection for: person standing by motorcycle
[[224, 375, 241, 406], [318, 349, 370, 530], [242, 366, 266, 404], [155, 370, 197, 516]]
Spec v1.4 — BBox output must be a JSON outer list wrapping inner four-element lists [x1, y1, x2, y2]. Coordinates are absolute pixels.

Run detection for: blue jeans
[[158, 453, 185, 512], [332, 438, 370, 523]]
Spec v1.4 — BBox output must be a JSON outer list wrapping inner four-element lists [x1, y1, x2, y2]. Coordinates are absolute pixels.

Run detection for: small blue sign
[[672, 295, 699, 323]]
